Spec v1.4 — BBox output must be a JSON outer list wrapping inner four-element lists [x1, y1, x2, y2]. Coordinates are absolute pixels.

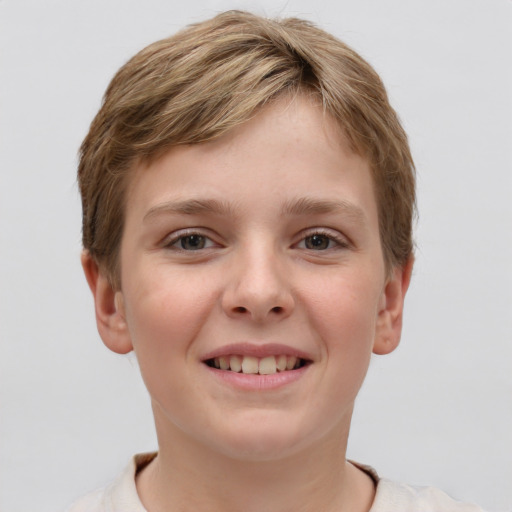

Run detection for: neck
[[136, 407, 375, 512]]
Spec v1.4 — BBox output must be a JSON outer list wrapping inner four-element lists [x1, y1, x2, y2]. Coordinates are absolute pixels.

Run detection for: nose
[[221, 245, 295, 322]]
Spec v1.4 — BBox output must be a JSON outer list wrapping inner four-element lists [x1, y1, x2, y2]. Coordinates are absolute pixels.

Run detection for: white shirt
[[66, 453, 486, 512]]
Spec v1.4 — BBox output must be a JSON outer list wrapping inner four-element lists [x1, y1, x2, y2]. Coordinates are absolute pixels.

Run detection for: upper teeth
[[211, 355, 302, 374]]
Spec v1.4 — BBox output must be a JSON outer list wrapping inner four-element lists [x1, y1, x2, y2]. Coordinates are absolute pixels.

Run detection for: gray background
[[0, 1, 511, 511]]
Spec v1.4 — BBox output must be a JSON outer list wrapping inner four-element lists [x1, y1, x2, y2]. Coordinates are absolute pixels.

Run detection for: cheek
[[122, 268, 217, 370], [307, 273, 381, 383], [311, 271, 380, 337]]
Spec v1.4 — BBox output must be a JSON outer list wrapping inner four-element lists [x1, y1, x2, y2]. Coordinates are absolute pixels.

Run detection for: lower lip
[[204, 364, 310, 391]]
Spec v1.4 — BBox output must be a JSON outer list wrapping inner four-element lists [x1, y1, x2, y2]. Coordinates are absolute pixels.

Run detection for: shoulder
[[371, 478, 486, 512], [350, 461, 486, 512], [65, 453, 156, 512]]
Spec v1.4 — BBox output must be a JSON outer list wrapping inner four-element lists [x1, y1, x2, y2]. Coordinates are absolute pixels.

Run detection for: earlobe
[[373, 256, 414, 355], [81, 251, 133, 355]]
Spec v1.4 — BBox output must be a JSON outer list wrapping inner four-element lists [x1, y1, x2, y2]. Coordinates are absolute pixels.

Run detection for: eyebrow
[[281, 197, 367, 222], [143, 197, 366, 223], [143, 198, 236, 222]]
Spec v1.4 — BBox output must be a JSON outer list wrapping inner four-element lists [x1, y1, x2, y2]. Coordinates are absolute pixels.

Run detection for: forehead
[[124, 96, 377, 225]]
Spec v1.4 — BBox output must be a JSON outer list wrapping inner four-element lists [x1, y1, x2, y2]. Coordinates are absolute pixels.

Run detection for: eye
[[166, 232, 216, 251], [178, 234, 208, 250], [296, 230, 349, 251], [304, 234, 333, 250]]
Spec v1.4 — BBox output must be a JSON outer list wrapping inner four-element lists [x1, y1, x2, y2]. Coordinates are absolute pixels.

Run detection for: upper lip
[[201, 342, 314, 362]]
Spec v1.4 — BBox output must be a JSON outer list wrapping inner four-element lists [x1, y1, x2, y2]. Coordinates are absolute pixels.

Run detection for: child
[[69, 10, 484, 512]]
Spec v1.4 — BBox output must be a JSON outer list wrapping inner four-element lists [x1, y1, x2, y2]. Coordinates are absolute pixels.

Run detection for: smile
[[205, 355, 310, 375]]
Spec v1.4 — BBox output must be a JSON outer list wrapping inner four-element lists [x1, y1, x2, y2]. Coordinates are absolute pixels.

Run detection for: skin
[[83, 95, 412, 512]]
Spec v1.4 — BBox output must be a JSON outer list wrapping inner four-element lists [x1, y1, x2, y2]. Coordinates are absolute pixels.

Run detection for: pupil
[[181, 235, 205, 250], [306, 235, 329, 250]]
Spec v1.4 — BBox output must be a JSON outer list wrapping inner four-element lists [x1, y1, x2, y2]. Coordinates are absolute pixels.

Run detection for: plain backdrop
[[0, 1, 511, 511]]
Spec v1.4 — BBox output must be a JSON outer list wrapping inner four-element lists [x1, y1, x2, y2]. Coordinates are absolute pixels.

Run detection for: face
[[94, 96, 407, 462]]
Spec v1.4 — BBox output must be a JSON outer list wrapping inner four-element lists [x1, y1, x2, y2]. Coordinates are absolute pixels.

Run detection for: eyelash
[[163, 229, 218, 251], [163, 228, 349, 253], [296, 229, 350, 251]]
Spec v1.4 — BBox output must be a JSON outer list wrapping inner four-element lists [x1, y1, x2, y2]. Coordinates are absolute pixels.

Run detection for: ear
[[81, 251, 133, 354], [373, 256, 414, 355]]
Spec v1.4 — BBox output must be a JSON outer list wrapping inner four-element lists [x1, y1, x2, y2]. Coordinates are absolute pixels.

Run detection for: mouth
[[204, 354, 311, 375]]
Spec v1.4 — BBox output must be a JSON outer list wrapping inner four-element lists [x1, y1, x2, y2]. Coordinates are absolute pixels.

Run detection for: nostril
[[233, 306, 247, 313], [271, 306, 284, 314]]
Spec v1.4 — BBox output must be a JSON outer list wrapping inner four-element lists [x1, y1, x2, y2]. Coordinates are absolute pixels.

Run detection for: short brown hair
[[79, 10, 415, 288]]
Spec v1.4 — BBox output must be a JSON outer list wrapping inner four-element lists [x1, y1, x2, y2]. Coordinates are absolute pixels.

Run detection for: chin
[[203, 415, 320, 462]]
